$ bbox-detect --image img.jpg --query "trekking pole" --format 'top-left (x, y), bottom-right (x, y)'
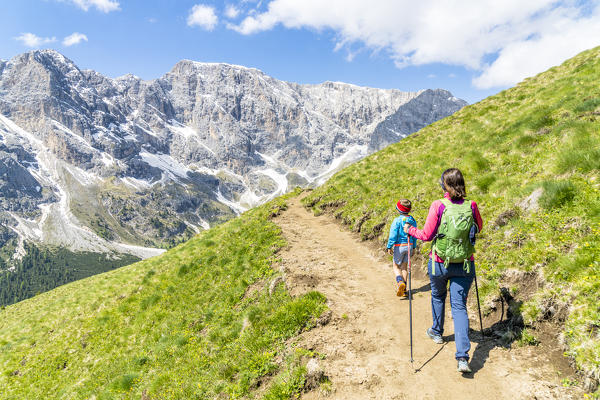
top-left (473, 272), bottom-right (485, 340)
top-left (407, 233), bottom-right (414, 366)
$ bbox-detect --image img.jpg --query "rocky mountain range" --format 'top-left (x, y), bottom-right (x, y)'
top-left (0, 50), bottom-right (467, 261)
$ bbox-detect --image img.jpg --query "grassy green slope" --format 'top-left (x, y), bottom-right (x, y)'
top-left (305, 47), bottom-right (600, 389)
top-left (0, 191), bottom-right (326, 399)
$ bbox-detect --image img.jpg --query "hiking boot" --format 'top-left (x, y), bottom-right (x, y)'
top-left (396, 281), bottom-right (406, 297)
top-left (457, 358), bottom-right (472, 373)
top-left (426, 328), bottom-right (443, 344)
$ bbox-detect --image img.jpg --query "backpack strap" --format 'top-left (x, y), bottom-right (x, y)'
top-left (400, 215), bottom-right (411, 246)
top-left (459, 198), bottom-right (472, 274)
top-left (430, 200), bottom-right (447, 275)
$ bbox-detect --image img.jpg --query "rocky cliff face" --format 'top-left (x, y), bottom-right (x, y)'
top-left (369, 89), bottom-right (468, 151)
top-left (0, 50), bottom-right (466, 259)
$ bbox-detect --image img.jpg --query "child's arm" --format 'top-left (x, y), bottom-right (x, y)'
top-left (386, 218), bottom-right (399, 250)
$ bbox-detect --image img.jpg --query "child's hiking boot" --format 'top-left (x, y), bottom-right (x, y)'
top-left (426, 328), bottom-right (443, 344)
top-left (396, 281), bottom-right (406, 297)
top-left (457, 358), bottom-right (472, 373)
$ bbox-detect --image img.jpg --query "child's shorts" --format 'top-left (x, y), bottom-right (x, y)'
top-left (393, 246), bottom-right (413, 265)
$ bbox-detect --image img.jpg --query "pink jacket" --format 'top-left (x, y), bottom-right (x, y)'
top-left (407, 192), bottom-right (483, 262)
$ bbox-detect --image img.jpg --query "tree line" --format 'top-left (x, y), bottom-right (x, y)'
top-left (0, 243), bottom-right (139, 307)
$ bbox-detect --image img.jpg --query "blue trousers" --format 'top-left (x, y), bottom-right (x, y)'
top-left (428, 258), bottom-right (475, 360)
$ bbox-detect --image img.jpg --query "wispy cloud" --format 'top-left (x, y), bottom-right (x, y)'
top-left (228, 0), bottom-right (600, 89)
top-left (187, 4), bottom-right (218, 30)
top-left (427, 74), bottom-right (436, 79)
top-left (62, 32), bottom-right (88, 46)
top-left (60, 0), bottom-right (120, 12)
top-left (225, 5), bottom-right (240, 19)
top-left (14, 33), bottom-right (57, 48)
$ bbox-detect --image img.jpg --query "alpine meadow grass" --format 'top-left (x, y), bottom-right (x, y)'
top-left (0, 190), bottom-right (327, 399)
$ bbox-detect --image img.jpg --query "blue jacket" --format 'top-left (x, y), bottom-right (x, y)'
top-left (387, 214), bottom-right (417, 249)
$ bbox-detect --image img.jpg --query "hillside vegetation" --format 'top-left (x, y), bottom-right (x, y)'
top-left (305, 47), bottom-right (600, 392)
top-left (0, 244), bottom-right (139, 306)
top-left (0, 190), bottom-right (326, 399)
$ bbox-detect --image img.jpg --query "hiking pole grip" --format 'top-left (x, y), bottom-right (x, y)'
top-left (474, 272), bottom-right (485, 340)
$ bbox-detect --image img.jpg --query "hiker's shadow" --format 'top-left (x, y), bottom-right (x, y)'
top-left (463, 291), bottom-right (526, 378)
top-left (412, 283), bottom-right (523, 377)
top-left (458, 320), bottom-right (517, 379)
top-left (462, 334), bottom-right (499, 378)
top-left (400, 283), bottom-right (431, 301)
top-left (414, 330), bottom-right (504, 377)
top-left (411, 283), bottom-right (431, 294)
top-left (414, 317), bottom-right (519, 377)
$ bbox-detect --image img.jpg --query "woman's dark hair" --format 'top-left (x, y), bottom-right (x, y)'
top-left (441, 168), bottom-right (467, 199)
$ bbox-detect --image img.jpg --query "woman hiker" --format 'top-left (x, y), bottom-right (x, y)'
top-left (403, 168), bottom-right (483, 373)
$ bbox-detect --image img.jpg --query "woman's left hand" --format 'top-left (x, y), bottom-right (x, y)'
top-left (403, 223), bottom-right (411, 234)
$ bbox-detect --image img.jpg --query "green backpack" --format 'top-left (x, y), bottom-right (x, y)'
top-left (431, 198), bottom-right (475, 274)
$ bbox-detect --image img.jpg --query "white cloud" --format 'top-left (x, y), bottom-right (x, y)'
top-left (62, 32), bottom-right (88, 46)
top-left (229, 0), bottom-right (600, 89)
top-left (187, 4), bottom-right (218, 30)
top-left (427, 74), bottom-right (436, 79)
top-left (225, 5), bottom-right (240, 19)
top-left (14, 33), bottom-right (57, 48)
top-left (62, 0), bottom-right (120, 12)
top-left (473, 7), bottom-right (600, 88)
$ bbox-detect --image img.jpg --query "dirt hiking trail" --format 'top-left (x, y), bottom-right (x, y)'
top-left (274, 197), bottom-right (582, 400)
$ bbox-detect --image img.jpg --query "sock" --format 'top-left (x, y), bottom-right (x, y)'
top-left (396, 275), bottom-right (404, 283)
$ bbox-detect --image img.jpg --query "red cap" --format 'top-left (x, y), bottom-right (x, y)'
top-left (396, 201), bottom-right (411, 213)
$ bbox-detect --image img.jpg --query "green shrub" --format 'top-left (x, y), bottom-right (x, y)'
top-left (514, 134), bottom-right (539, 148)
top-left (518, 328), bottom-right (539, 346)
top-left (555, 137), bottom-right (600, 173)
top-left (112, 373), bottom-right (139, 392)
top-left (475, 174), bottom-right (497, 194)
top-left (140, 294), bottom-right (161, 310)
top-left (574, 97), bottom-right (600, 112)
top-left (529, 107), bottom-right (555, 130)
top-left (547, 248), bottom-right (598, 282)
top-left (538, 180), bottom-right (577, 209)
top-left (463, 151), bottom-right (489, 173)
top-left (263, 360), bottom-right (307, 400)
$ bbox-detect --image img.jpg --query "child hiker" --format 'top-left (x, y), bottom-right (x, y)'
top-left (386, 199), bottom-right (417, 297)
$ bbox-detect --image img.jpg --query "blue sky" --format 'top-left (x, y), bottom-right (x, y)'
top-left (1, 0), bottom-right (599, 104)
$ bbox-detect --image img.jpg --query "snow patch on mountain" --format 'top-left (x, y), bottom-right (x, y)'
top-left (139, 151), bottom-right (190, 182)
